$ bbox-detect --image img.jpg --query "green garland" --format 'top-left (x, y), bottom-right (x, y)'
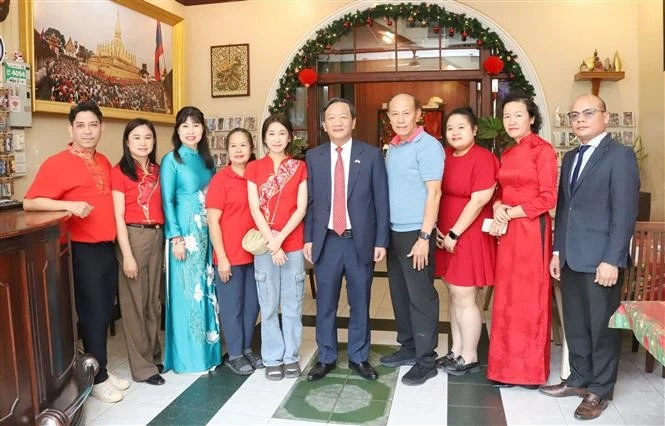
top-left (269, 2), bottom-right (535, 115)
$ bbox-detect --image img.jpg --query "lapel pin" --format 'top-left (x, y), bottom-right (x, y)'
top-left (354, 159), bottom-right (360, 164)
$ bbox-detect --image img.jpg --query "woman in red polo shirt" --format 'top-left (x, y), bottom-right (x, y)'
top-left (246, 115), bottom-right (308, 381)
top-left (206, 128), bottom-right (262, 376)
top-left (111, 118), bottom-right (165, 386)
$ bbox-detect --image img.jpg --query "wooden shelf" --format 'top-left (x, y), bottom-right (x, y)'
top-left (574, 71), bottom-right (625, 96)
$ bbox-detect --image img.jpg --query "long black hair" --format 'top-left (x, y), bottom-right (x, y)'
top-left (119, 118), bottom-right (158, 181)
top-left (172, 106), bottom-right (214, 170)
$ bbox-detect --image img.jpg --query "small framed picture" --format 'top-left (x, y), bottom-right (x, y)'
top-left (610, 131), bottom-right (622, 142)
top-left (244, 116), bottom-right (257, 131)
top-left (607, 112), bottom-right (620, 127)
top-left (221, 117), bottom-right (232, 131)
top-left (622, 112), bottom-right (635, 127)
top-left (205, 117), bottom-right (216, 132)
top-left (622, 130), bottom-right (635, 145)
top-left (552, 131), bottom-right (567, 147)
top-left (568, 132), bottom-right (579, 147)
top-left (561, 113), bottom-right (570, 127)
top-left (231, 116), bottom-right (243, 129)
top-left (216, 117), bottom-right (224, 131)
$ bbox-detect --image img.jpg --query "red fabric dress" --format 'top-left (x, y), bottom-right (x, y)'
top-left (486, 133), bottom-right (558, 385)
top-left (435, 144), bottom-right (499, 286)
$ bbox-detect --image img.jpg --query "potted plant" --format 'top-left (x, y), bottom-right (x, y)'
top-left (476, 116), bottom-right (514, 157)
top-left (633, 135), bottom-right (651, 221)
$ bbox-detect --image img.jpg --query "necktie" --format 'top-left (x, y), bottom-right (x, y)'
top-left (570, 144), bottom-right (591, 193)
top-left (333, 146), bottom-right (346, 235)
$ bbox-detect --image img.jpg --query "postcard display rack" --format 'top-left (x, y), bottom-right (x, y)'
top-left (0, 60), bottom-right (31, 202)
top-left (551, 109), bottom-right (636, 165)
top-left (205, 114), bottom-right (259, 170)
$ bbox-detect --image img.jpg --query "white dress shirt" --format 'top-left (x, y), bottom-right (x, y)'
top-left (328, 139), bottom-right (353, 230)
top-left (569, 131), bottom-right (606, 185)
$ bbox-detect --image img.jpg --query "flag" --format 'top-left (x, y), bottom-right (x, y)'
top-left (154, 21), bottom-right (164, 81)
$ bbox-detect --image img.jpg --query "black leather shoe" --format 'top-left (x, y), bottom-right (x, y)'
top-left (144, 374), bottom-right (165, 385)
top-left (349, 361), bottom-right (378, 380)
top-left (156, 363), bottom-right (164, 374)
top-left (307, 362), bottom-right (336, 381)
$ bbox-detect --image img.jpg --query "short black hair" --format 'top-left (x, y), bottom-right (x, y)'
top-left (261, 114), bottom-right (293, 148)
top-left (322, 97), bottom-right (357, 119)
top-left (501, 92), bottom-right (542, 134)
top-left (446, 106), bottom-right (478, 128)
top-left (69, 100), bottom-right (103, 124)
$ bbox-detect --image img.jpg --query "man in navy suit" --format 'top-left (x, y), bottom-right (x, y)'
top-left (304, 97), bottom-right (390, 381)
top-left (540, 94), bottom-right (640, 420)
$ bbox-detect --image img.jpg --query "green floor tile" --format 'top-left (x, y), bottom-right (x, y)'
top-left (447, 406), bottom-right (506, 426)
top-left (290, 376), bottom-right (347, 397)
top-left (277, 394), bottom-right (335, 422)
top-left (149, 406), bottom-right (219, 426)
top-left (343, 377), bottom-right (393, 401)
top-left (448, 383), bottom-right (503, 408)
top-left (446, 366), bottom-right (493, 385)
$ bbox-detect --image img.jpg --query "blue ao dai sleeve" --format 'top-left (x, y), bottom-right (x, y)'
top-left (160, 153), bottom-right (182, 239)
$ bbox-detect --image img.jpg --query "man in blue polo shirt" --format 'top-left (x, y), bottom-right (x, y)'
top-left (380, 93), bottom-right (444, 385)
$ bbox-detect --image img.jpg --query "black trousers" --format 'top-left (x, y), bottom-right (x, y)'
top-left (561, 264), bottom-right (623, 399)
top-left (387, 230), bottom-right (439, 368)
top-left (72, 241), bottom-right (118, 384)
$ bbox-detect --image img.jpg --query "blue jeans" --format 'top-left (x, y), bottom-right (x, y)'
top-left (214, 263), bottom-right (258, 357)
top-left (254, 249), bottom-right (305, 367)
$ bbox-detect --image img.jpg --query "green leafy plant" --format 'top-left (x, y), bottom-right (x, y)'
top-left (632, 135), bottom-right (648, 172)
top-left (286, 136), bottom-right (309, 159)
top-left (476, 116), bottom-right (514, 157)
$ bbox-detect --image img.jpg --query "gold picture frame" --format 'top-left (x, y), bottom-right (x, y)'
top-left (210, 44), bottom-right (250, 98)
top-left (18, 0), bottom-right (184, 124)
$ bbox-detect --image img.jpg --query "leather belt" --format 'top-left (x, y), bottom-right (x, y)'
top-left (327, 229), bottom-right (353, 239)
top-left (127, 223), bottom-right (162, 230)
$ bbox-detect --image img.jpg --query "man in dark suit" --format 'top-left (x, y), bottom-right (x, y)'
top-left (540, 94), bottom-right (640, 420)
top-left (304, 97), bottom-right (390, 381)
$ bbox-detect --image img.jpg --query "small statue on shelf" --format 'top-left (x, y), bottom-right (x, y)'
top-left (613, 51), bottom-right (623, 72)
top-left (603, 57), bottom-right (613, 72)
top-left (592, 49), bottom-right (604, 71)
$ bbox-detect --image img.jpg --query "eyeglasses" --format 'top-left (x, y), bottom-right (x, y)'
top-left (567, 108), bottom-right (605, 122)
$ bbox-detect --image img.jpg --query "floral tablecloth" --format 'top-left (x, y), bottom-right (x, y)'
top-left (609, 301), bottom-right (665, 366)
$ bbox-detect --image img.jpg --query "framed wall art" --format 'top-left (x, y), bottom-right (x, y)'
top-left (19, 0), bottom-right (184, 123)
top-left (210, 43), bottom-right (250, 98)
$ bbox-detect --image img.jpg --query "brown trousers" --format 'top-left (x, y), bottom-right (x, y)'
top-left (117, 226), bottom-right (164, 381)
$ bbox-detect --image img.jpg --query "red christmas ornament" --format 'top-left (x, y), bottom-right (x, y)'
top-left (433, 25), bottom-right (440, 34)
top-left (325, 44), bottom-right (332, 51)
top-left (461, 30), bottom-right (468, 41)
top-left (366, 17), bottom-right (373, 26)
top-left (448, 27), bottom-right (455, 37)
top-left (343, 21), bottom-right (351, 29)
top-left (483, 55), bottom-right (505, 75)
top-left (297, 68), bottom-right (318, 88)
top-left (476, 39), bottom-right (484, 47)
top-left (386, 19), bottom-right (393, 26)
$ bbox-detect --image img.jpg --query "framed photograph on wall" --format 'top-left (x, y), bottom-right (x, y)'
top-left (19, 0), bottom-right (184, 123)
top-left (552, 131), bottom-right (567, 148)
top-left (622, 130), bottom-right (635, 145)
top-left (210, 43), bottom-right (249, 98)
top-left (608, 112), bottom-right (620, 127)
top-left (621, 112), bottom-right (635, 127)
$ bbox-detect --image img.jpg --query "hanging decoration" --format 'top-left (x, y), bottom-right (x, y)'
top-left (297, 68), bottom-right (318, 88)
top-left (483, 55), bottom-right (505, 75)
top-left (270, 3), bottom-right (535, 114)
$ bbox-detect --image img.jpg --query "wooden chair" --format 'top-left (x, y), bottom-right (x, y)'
top-left (621, 221), bottom-right (665, 376)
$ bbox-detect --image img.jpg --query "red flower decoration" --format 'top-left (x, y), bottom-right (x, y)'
top-left (483, 55), bottom-right (504, 75)
top-left (298, 68), bottom-right (318, 88)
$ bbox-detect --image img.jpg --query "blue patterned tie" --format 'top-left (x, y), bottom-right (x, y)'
top-left (570, 144), bottom-right (591, 193)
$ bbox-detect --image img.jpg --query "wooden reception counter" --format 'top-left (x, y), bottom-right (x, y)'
top-left (0, 209), bottom-right (97, 426)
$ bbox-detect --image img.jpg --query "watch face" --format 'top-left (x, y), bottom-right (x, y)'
top-left (419, 231), bottom-right (430, 240)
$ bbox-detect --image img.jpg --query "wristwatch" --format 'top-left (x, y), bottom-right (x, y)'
top-left (418, 231), bottom-right (430, 241)
top-left (448, 230), bottom-right (459, 240)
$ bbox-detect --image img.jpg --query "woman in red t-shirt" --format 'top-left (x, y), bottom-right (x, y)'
top-left (246, 115), bottom-right (307, 381)
top-left (434, 107), bottom-right (499, 375)
top-left (206, 128), bottom-right (262, 376)
top-left (111, 118), bottom-right (165, 386)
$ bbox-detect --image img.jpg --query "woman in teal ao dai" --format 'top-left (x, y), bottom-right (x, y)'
top-left (161, 106), bottom-right (221, 373)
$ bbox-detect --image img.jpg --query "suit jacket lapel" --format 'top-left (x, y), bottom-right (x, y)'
top-left (562, 151), bottom-right (575, 199)
top-left (347, 141), bottom-right (363, 198)
top-left (319, 144), bottom-right (332, 207)
top-left (572, 135), bottom-right (610, 195)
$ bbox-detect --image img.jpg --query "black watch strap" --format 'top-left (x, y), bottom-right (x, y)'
top-left (418, 231), bottom-right (430, 241)
top-left (448, 230), bottom-right (459, 240)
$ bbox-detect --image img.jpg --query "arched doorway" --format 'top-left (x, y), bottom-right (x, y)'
top-left (263, 2), bottom-right (549, 152)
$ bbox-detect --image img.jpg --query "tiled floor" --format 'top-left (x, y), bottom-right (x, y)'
top-left (84, 271), bottom-right (665, 425)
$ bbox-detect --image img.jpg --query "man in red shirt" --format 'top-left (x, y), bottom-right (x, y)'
top-left (24, 101), bottom-right (129, 403)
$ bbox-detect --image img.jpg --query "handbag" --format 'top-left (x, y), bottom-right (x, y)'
top-left (242, 228), bottom-right (268, 256)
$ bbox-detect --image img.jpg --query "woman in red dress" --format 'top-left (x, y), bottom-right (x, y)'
top-left (434, 107), bottom-right (499, 375)
top-left (486, 93), bottom-right (558, 388)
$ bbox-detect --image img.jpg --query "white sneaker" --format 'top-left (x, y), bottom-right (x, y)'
top-left (108, 372), bottom-right (130, 390)
top-left (91, 379), bottom-right (123, 403)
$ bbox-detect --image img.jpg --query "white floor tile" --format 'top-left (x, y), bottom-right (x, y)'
top-left (504, 409), bottom-right (567, 425)
top-left (207, 412), bottom-right (269, 425)
top-left (387, 400), bottom-right (446, 425)
top-left (612, 390), bottom-right (665, 417)
top-left (620, 414), bottom-right (665, 425)
top-left (82, 396), bottom-right (116, 424)
top-left (499, 387), bottom-right (562, 413)
top-left (219, 389), bottom-right (288, 417)
top-left (91, 400), bottom-right (164, 425)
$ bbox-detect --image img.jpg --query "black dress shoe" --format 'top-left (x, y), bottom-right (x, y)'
top-left (156, 363), bottom-right (164, 374)
top-left (307, 362), bottom-right (336, 381)
top-left (144, 374), bottom-right (165, 385)
top-left (349, 361), bottom-right (378, 380)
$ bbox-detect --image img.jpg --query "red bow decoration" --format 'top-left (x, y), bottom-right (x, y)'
top-left (483, 56), bottom-right (504, 75)
top-left (297, 68), bottom-right (318, 88)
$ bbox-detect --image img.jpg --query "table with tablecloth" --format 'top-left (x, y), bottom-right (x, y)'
top-left (609, 300), bottom-right (665, 367)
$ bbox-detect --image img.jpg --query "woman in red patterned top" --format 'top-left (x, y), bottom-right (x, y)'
top-left (111, 118), bottom-right (165, 387)
top-left (246, 115), bottom-right (308, 381)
